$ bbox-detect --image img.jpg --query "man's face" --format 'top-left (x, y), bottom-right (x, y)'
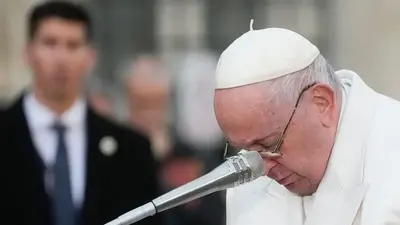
top-left (214, 82), bottom-right (339, 196)
top-left (26, 17), bottom-right (95, 101)
top-left (127, 58), bottom-right (170, 135)
top-left (128, 79), bottom-right (169, 135)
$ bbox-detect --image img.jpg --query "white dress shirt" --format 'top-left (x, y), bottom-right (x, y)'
top-left (23, 93), bottom-right (87, 208)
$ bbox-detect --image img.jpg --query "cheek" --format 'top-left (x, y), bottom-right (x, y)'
top-left (69, 51), bottom-right (89, 70)
top-left (66, 54), bottom-right (91, 84)
top-left (32, 50), bottom-right (55, 72)
top-left (281, 129), bottom-right (308, 156)
top-left (278, 132), bottom-right (314, 173)
top-left (281, 113), bottom-right (321, 154)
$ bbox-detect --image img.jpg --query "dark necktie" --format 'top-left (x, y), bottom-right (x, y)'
top-left (52, 122), bottom-right (76, 225)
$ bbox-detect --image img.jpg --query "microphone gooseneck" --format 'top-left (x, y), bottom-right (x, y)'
top-left (105, 150), bottom-right (265, 225)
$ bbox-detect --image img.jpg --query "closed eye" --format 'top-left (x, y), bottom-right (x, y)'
top-left (259, 143), bottom-right (277, 152)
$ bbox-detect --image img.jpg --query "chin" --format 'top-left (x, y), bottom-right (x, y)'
top-left (51, 90), bottom-right (73, 100)
top-left (284, 182), bottom-right (317, 196)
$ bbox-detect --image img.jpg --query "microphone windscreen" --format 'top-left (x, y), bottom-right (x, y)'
top-left (239, 150), bottom-right (265, 180)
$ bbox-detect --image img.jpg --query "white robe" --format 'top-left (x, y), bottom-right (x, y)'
top-left (226, 70), bottom-right (400, 225)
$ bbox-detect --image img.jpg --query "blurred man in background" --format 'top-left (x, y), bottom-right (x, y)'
top-left (170, 52), bottom-right (226, 225)
top-left (125, 55), bottom-right (172, 161)
top-left (124, 53), bottom-right (225, 225)
top-left (0, 2), bottom-right (161, 225)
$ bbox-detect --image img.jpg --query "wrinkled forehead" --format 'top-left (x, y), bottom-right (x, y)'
top-left (214, 81), bottom-right (281, 115)
top-left (214, 84), bottom-right (288, 144)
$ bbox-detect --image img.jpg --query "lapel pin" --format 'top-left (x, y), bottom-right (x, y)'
top-left (99, 136), bottom-right (117, 156)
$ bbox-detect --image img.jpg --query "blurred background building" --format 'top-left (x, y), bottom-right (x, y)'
top-left (3, 0), bottom-right (400, 101)
top-left (2, 0), bottom-right (400, 224)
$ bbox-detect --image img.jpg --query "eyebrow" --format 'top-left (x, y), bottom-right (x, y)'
top-left (227, 131), bottom-right (281, 149)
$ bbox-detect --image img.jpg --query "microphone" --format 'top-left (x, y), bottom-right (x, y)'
top-left (105, 150), bottom-right (265, 225)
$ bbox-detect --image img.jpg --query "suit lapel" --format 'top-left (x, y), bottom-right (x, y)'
top-left (7, 94), bottom-right (52, 225)
top-left (80, 107), bottom-right (101, 224)
top-left (80, 107), bottom-right (116, 225)
top-left (10, 94), bottom-right (46, 170)
top-left (305, 70), bottom-right (378, 225)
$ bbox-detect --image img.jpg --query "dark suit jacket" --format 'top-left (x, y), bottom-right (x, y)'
top-left (0, 95), bottom-right (163, 225)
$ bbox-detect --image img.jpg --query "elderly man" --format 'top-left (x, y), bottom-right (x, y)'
top-left (125, 55), bottom-right (172, 161)
top-left (214, 26), bottom-right (400, 225)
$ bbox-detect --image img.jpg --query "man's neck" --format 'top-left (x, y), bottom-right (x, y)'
top-left (33, 90), bottom-right (78, 116)
top-left (129, 115), bottom-right (150, 135)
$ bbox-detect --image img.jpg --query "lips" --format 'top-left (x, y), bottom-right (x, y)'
top-left (265, 162), bottom-right (298, 186)
top-left (267, 165), bottom-right (290, 180)
top-left (276, 173), bottom-right (298, 186)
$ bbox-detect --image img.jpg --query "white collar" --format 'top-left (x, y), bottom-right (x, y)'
top-left (24, 93), bottom-right (87, 129)
top-left (337, 73), bottom-right (352, 126)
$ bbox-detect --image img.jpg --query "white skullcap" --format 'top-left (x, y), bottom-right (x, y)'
top-left (215, 24), bottom-right (320, 89)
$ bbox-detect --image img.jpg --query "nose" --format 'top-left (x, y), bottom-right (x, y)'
top-left (53, 45), bottom-right (70, 63)
top-left (263, 159), bottom-right (278, 175)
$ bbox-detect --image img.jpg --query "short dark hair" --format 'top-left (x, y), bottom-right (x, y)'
top-left (27, 1), bottom-right (92, 41)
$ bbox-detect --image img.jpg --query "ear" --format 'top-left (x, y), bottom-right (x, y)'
top-left (310, 84), bottom-right (337, 127)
